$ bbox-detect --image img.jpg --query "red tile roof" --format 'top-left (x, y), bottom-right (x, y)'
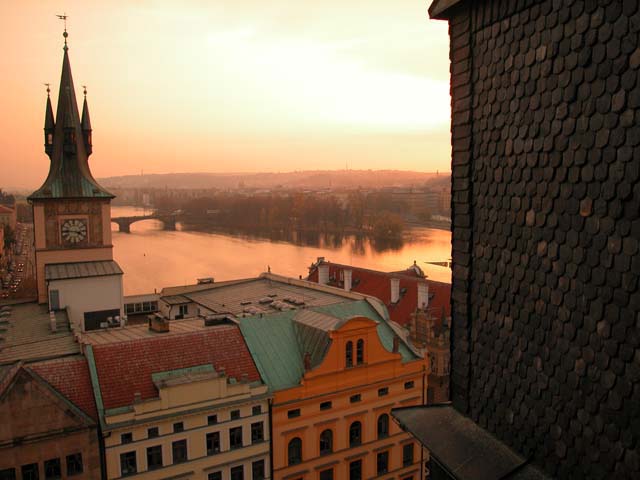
top-left (30, 356), bottom-right (98, 421)
top-left (308, 262), bottom-right (451, 327)
top-left (91, 325), bottom-right (261, 410)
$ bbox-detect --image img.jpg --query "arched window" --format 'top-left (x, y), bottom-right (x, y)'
top-left (346, 341), bottom-right (353, 368)
top-left (356, 339), bottom-right (364, 365)
top-left (288, 437), bottom-right (302, 466)
top-left (349, 421), bottom-right (362, 447)
top-left (377, 414), bottom-right (389, 439)
top-left (319, 429), bottom-right (333, 455)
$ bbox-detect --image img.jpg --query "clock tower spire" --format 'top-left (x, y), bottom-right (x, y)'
top-left (28, 26), bottom-right (123, 328)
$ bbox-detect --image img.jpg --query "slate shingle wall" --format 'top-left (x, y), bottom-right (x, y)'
top-left (446, 0), bottom-right (640, 477)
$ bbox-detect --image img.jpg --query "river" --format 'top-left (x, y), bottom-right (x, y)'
top-left (110, 206), bottom-right (452, 295)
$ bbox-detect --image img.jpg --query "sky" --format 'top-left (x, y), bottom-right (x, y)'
top-left (0, 1), bottom-right (451, 190)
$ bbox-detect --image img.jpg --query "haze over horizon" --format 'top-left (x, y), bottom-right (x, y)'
top-left (1, 1), bottom-right (451, 189)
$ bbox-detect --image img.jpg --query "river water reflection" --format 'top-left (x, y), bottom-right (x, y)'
top-left (111, 206), bottom-right (452, 295)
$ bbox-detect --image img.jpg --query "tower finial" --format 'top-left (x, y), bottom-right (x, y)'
top-left (56, 13), bottom-right (68, 49)
top-left (82, 85), bottom-right (87, 97)
top-left (44, 83), bottom-right (51, 96)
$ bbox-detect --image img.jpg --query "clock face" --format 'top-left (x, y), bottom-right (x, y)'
top-left (61, 219), bottom-right (87, 244)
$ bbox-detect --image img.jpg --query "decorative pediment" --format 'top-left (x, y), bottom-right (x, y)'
top-left (0, 367), bottom-right (94, 444)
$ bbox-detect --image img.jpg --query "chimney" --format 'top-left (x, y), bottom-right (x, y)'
top-left (393, 336), bottom-right (399, 353)
top-left (390, 278), bottom-right (400, 303)
top-left (49, 311), bottom-right (57, 333)
top-left (148, 314), bottom-right (170, 333)
top-left (344, 269), bottom-right (353, 292)
top-left (304, 352), bottom-right (312, 371)
top-left (318, 264), bottom-right (330, 285)
top-left (417, 282), bottom-right (429, 310)
top-left (134, 392), bottom-right (142, 403)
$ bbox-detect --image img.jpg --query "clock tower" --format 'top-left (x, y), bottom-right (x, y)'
top-left (29, 29), bottom-right (123, 330)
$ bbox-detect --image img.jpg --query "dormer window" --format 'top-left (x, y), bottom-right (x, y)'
top-left (356, 339), bottom-right (364, 365)
top-left (346, 341), bottom-right (353, 368)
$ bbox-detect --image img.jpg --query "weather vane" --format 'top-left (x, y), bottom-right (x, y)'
top-left (56, 13), bottom-right (68, 46)
top-left (44, 83), bottom-right (50, 95)
top-left (82, 85), bottom-right (87, 96)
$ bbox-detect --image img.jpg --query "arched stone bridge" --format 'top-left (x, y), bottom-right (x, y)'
top-left (111, 214), bottom-right (177, 233)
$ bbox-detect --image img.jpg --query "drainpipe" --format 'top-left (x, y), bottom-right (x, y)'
top-left (268, 398), bottom-right (274, 480)
top-left (421, 363), bottom-right (426, 480)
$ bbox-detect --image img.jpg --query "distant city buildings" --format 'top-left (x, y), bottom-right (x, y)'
top-left (0, 205), bottom-right (16, 231)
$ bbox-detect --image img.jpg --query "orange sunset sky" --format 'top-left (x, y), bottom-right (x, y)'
top-left (1, 1), bottom-right (451, 190)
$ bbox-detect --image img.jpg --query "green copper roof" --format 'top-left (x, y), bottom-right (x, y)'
top-left (239, 300), bottom-right (419, 392)
top-left (239, 311), bottom-right (304, 391)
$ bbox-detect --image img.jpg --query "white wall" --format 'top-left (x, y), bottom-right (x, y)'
top-left (48, 274), bottom-right (123, 331)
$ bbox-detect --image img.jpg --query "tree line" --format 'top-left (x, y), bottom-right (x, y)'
top-left (154, 191), bottom-right (407, 240)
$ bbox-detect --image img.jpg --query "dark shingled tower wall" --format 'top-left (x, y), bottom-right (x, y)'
top-left (444, 0), bottom-right (640, 478)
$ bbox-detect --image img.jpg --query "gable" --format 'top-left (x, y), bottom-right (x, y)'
top-left (0, 369), bottom-right (94, 443)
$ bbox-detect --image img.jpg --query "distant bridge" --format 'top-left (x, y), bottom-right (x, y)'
top-left (111, 214), bottom-right (177, 233)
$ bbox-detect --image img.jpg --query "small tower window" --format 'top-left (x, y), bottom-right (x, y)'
top-left (47, 133), bottom-right (53, 145)
top-left (356, 339), bottom-right (364, 365)
top-left (346, 341), bottom-right (353, 368)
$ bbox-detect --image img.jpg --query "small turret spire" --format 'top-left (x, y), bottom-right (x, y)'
top-left (44, 83), bottom-right (55, 157)
top-left (81, 85), bottom-right (93, 156)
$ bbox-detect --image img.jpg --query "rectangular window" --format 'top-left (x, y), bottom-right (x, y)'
top-left (287, 408), bottom-right (301, 418)
top-left (252, 460), bottom-right (265, 480)
top-left (148, 427), bottom-right (159, 438)
top-left (231, 409), bottom-right (241, 420)
top-left (44, 458), bottom-right (61, 480)
top-left (120, 451), bottom-right (137, 477)
top-left (350, 393), bottom-right (361, 403)
top-left (404, 380), bottom-right (415, 390)
top-left (208, 473), bottom-right (222, 480)
top-left (207, 432), bottom-right (221, 455)
top-left (0, 469), bottom-right (15, 480)
top-left (403, 443), bottom-right (414, 467)
top-left (172, 439), bottom-right (188, 463)
top-left (173, 422), bottom-right (184, 433)
top-left (178, 304), bottom-right (188, 316)
top-left (320, 401), bottom-right (332, 410)
top-left (230, 426), bottom-right (243, 449)
top-left (66, 453), bottom-right (83, 476)
top-left (121, 432), bottom-right (133, 444)
top-left (252, 405), bottom-right (262, 415)
top-left (349, 460), bottom-right (362, 480)
top-left (207, 414), bottom-right (218, 425)
top-left (251, 422), bottom-right (264, 443)
top-left (377, 451), bottom-right (389, 475)
top-left (21, 464), bottom-right (39, 480)
top-left (320, 469), bottom-right (334, 480)
top-left (21, 465), bottom-right (39, 480)
top-left (231, 465), bottom-right (244, 480)
top-left (378, 387), bottom-right (389, 397)
top-left (147, 445), bottom-right (163, 470)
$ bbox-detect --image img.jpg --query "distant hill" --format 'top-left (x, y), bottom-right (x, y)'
top-left (98, 170), bottom-right (451, 190)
